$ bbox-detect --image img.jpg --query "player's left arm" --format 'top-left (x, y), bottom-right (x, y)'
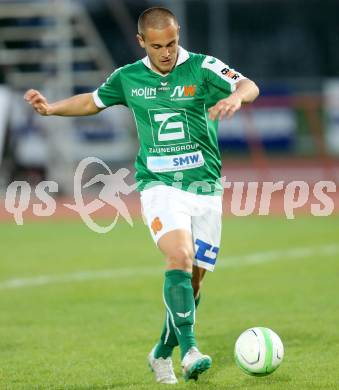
top-left (208, 79), bottom-right (259, 121)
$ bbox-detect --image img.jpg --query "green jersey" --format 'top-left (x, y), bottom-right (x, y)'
top-left (93, 47), bottom-right (245, 195)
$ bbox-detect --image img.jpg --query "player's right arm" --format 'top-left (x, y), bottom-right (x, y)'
top-left (25, 67), bottom-right (126, 116)
top-left (24, 89), bottom-right (102, 116)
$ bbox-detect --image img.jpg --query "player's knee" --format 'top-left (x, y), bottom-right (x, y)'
top-left (167, 246), bottom-right (193, 271)
top-left (172, 245), bottom-right (193, 261)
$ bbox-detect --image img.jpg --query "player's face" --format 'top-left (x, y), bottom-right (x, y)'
top-left (137, 23), bottom-right (180, 75)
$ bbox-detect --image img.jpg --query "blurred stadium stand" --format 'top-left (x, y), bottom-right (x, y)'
top-left (0, 0), bottom-right (338, 195)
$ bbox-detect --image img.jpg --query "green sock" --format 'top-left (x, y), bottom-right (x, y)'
top-left (162, 270), bottom-right (197, 360)
top-left (154, 292), bottom-right (201, 359)
top-left (154, 311), bottom-right (178, 359)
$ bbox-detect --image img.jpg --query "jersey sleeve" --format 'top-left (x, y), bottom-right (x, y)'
top-left (201, 55), bottom-right (246, 95)
top-left (92, 67), bottom-right (126, 108)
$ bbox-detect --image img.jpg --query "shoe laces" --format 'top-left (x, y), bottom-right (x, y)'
top-left (186, 347), bottom-right (201, 358)
top-left (154, 357), bottom-right (175, 377)
top-left (182, 347), bottom-right (204, 367)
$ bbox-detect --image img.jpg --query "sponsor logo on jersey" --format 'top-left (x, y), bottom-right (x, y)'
top-left (158, 81), bottom-right (170, 92)
top-left (147, 151), bottom-right (204, 173)
top-left (173, 153), bottom-right (200, 167)
top-left (202, 56), bottom-right (243, 86)
top-left (131, 87), bottom-right (156, 99)
top-left (154, 112), bottom-right (185, 142)
top-left (148, 108), bottom-right (191, 146)
top-left (148, 143), bottom-right (199, 154)
top-left (221, 67), bottom-right (240, 80)
top-left (170, 85), bottom-right (197, 99)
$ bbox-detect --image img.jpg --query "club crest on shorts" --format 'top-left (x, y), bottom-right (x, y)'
top-left (151, 217), bottom-right (163, 235)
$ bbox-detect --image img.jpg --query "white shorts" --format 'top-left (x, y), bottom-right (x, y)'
top-left (140, 185), bottom-right (222, 272)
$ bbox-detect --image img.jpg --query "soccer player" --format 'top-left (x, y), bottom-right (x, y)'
top-left (24, 7), bottom-right (259, 384)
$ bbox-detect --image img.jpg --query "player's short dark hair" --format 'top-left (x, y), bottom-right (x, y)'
top-left (138, 7), bottom-right (178, 37)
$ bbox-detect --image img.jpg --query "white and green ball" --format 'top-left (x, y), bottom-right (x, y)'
top-left (234, 327), bottom-right (284, 376)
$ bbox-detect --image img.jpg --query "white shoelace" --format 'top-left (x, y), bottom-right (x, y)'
top-left (154, 358), bottom-right (175, 379)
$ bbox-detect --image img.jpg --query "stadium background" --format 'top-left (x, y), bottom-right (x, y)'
top-left (0, 0), bottom-right (338, 389)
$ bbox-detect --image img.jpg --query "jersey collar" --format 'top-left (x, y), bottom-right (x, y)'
top-left (141, 46), bottom-right (189, 76)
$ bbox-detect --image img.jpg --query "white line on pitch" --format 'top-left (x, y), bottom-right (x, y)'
top-left (218, 243), bottom-right (339, 268)
top-left (0, 244), bottom-right (338, 290)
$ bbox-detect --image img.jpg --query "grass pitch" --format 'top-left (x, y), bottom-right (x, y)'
top-left (0, 216), bottom-right (338, 389)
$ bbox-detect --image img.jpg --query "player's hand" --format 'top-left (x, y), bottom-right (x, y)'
top-left (208, 94), bottom-right (242, 121)
top-left (24, 89), bottom-right (52, 116)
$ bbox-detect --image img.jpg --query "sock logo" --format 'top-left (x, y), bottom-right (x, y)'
top-left (176, 311), bottom-right (191, 318)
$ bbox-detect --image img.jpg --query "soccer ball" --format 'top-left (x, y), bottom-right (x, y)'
top-left (234, 327), bottom-right (284, 376)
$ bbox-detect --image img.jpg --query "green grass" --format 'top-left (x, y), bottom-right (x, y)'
top-left (0, 216), bottom-right (338, 389)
